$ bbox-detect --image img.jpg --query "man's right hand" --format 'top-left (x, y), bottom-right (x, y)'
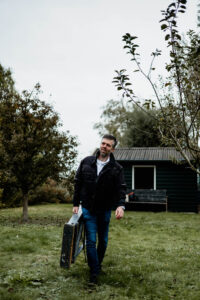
top-left (73, 206), bottom-right (79, 214)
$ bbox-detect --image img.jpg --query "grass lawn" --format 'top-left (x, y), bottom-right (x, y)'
top-left (0, 204), bottom-right (200, 300)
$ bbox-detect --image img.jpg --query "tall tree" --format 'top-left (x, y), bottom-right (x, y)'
top-left (113, 0), bottom-right (200, 173)
top-left (0, 64), bottom-right (78, 221)
top-left (94, 99), bottom-right (130, 145)
top-left (121, 107), bottom-right (163, 147)
top-left (94, 99), bottom-right (166, 147)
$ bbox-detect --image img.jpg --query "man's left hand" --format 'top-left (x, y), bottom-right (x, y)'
top-left (115, 206), bottom-right (124, 219)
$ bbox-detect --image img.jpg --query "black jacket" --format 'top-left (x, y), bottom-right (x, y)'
top-left (73, 151), bottom-right (126, 213)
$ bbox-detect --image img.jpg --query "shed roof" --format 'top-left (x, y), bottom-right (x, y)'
top-left (114, 147), bottom-right (191, 161)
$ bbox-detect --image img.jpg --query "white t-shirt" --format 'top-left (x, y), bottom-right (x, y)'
top-left (96, 157), bottom-right (110, 176)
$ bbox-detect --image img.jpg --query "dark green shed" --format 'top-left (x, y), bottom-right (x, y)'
top-left (114, 147), bottom-right (198, 212)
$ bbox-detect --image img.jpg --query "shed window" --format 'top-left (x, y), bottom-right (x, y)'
top-left (132, 165), bottom-right (156, 190)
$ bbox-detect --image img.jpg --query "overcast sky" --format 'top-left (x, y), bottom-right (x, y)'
top-left (0, 0), bottom-right (197, 159)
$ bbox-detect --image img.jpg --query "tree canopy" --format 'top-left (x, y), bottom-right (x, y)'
top-left (0, 64), bottom-right (78, 221)
top-left (94, 99), bottom-right (167, 147)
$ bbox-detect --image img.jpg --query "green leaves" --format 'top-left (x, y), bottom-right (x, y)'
top-left (152, 49), bottom-right (162, 57)
top-left (113, 70), bottom-right (134, 99)
top-left (0, 64), bottom-right (78, 215)
top-left (160, 0), bottom-right (187, 45)
top-left (122, 33), bottom-right (139, 57)
top-left (161, 24), bottom-right (168, 30)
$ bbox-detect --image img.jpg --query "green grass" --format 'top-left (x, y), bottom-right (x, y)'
top-left (1, 204), bottom-right (200, 299)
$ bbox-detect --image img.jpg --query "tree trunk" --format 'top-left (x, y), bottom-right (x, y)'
top-left (22, 194), bottom-right (29, 222)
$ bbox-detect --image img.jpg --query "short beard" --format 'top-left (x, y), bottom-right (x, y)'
top-left (100, 151), bottom-right (109, 158)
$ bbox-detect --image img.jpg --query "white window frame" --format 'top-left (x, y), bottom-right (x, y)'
top-left (132, 165), bottom-right (156, 190)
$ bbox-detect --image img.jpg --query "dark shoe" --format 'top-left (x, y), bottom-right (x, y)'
top-left (89, 273), bottom-right (98, 285)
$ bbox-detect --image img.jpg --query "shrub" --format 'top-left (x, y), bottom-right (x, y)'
top-left (28, 178), bottom-right (72, 205)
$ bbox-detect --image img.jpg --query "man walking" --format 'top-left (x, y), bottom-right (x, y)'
top-left (73, 134), bottom-right (126, 284)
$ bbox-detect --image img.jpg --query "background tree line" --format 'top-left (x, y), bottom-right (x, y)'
top-left (94, 99), bottom-right (178, 147)
top-left (0, 64), bottom-right (78, 221)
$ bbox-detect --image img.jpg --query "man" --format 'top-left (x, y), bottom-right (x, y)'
top-left (73, 134), bottom-right (126, 284)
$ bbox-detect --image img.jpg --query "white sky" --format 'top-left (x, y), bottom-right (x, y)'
top-left (0, 0), bottom-right (197, 159)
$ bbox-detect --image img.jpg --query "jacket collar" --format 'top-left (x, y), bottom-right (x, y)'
top-left (94, 149), bottom-right (115, 165)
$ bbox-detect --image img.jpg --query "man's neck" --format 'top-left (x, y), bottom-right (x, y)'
top-left (98, 154), bottom-right (110, 162)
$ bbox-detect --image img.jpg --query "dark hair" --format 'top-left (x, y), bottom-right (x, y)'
top-left (102, 134), bottom-right (118, 149)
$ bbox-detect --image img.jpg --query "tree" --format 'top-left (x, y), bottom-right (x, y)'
top-left (121, 107), bottom-right (164, 147)
top-left (0, 64), bottom-right (78, 221)
top-left (94, 99), bottom-right (130, 145)
top-left (94, 99), bottom-right (167, 147)
top-left (113, 0), bottom-right (200, 173)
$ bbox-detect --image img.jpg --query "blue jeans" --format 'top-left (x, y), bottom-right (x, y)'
top-left (82, 207), bottom-right (111, 275)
